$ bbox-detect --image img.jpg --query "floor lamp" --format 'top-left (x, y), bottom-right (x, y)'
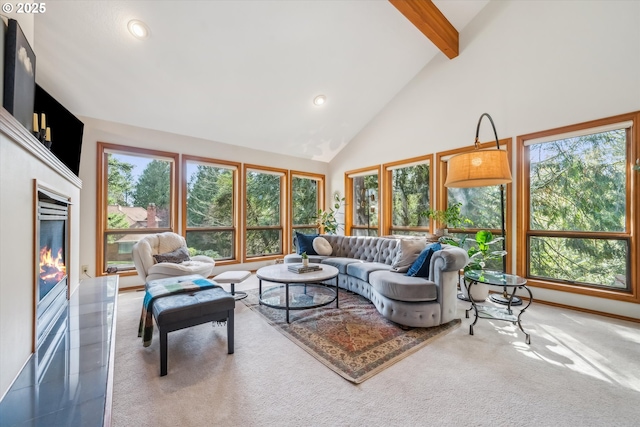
top-left (444, 113), bottom-right (518, 305)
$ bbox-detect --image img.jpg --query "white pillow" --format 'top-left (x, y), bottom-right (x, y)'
top-left (313, 237), bottom-right (333, 256)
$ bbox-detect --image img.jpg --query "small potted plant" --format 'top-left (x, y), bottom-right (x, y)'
top-left (301, 251), bottom-right (309, 267)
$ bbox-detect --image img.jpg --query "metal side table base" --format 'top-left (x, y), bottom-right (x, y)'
top-left (490, 292), bottom-right (523, 306)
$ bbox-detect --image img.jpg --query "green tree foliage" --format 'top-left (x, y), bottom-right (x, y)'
top-left (353, 174), bottom-right (378, 235)
top-left (528, 129), bottom-right (627, 288)
top-left (448, 186), bottom-right (501, 229)
top-left (185, 164), bottom-right (235, 259)
top-left (391, 164), bottom-right (430, 229)
top-left (107, 154), bottom-right (134, 206)
top-left (187, 165), bottom-right (233, 227)
top-left (106, 212), bottom-right (130, 243)
top-left (133, 160), bottom-right (171, 226)
top-left (292, 177), bottom-right (318, 226)
top-left (246, 171), bottom-right (282, 255)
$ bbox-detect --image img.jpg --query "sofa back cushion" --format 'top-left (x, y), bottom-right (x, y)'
top-left (391, 238), bottom-right (427, 273)
top-left (319, 235), bottom-right (399, 264)
top-left (294, 231), bottom-right (318, 255)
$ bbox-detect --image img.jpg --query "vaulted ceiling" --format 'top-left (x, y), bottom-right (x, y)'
top-left (34, 1), bottom-right (488, 162)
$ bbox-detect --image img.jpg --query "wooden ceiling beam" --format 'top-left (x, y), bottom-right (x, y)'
top-left (389, 0), bottom-right (459, 59)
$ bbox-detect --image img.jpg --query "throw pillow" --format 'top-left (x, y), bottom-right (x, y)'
top-left (153, 247), bottom-right (191, 264)
top-left (391, 238), bottom-right (427, 273)
top-left (295, 231), bottom-right (318, 255)
top-left (312, 236), bottom-right (333, 256)
top-left (406, 243), bottom-right (442, 278)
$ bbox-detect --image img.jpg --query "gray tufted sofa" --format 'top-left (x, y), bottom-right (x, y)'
top-left (284, 235), bottom-right (468, 328)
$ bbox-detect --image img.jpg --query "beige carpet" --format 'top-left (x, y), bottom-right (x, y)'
top-left (241, 287), bottom-right (460, 383)
top-left (112, 275), bottom-right (640, 426)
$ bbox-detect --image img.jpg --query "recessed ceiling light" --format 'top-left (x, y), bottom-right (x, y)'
top-left (128, 20), bottom-right (150, 39)
top-left (313, 95), bottom-right (326, 106)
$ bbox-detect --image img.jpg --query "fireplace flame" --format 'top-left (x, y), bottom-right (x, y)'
top-left (40, 246), bottom-right (66, 285)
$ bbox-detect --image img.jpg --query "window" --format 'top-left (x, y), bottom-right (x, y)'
top-left (244, 165), bottom-right (287, 259)
top-left (437, 140), bottom-right (513, 271)
top-left (517, 113), bottom-right (639, 301)
top-left (345, 167), bottom-right (380, 236)
top-left (183, 156), bottom-right (239, 264)
top-left (383, 155), bottom-right (433, 236)
top-left (290, 171), bottom-right (324, 245)
top-left (97, 143), bottom-right (178, 275)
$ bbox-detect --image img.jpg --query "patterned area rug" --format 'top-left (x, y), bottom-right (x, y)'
top-left (242, 287), bottom-right (460, 383)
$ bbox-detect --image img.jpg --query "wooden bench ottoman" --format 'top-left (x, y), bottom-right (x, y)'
top-left (152, 287), bottom-right (235, 376)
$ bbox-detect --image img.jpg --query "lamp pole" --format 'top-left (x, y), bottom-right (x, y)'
top-left (475, 113), bottom-right (521, 305)
top-left (474, 113), bottom-right (507, 274)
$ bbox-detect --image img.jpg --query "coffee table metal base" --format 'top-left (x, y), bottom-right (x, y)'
top-left (259, 282), bottom-right (338, 323)
top-left (256, 264), bottom-right (340, 323)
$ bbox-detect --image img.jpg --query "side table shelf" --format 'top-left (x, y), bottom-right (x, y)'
top-left (464, 270), bottom-right (533, 345)
top-left (474, 305), bottom-right (518, 322)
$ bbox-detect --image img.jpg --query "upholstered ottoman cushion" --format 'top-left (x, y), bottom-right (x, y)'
top-left (369, 271), bottom-right (438, 302)
top-left (152, 288), bottom-right (234, 325)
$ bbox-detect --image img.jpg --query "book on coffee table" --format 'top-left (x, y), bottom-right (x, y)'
top-left (287, 264), bottom-right (321, 274)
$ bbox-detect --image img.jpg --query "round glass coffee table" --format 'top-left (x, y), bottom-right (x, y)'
top-left (256, 264), bottom-right (339, 323)
top-left (463, 269), bottom-right (533, 344)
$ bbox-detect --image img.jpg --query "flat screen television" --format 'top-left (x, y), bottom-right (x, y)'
top-left (34, 84), bottom-right (84, 176)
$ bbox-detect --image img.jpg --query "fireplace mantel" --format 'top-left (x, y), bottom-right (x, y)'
top-left (1, 107), bottom-right (83, 399)
top-left (0, 108), bottom-right (81, 189)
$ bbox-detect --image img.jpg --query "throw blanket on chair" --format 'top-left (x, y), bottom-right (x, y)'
top-left (138, 278), bottom-right (217, 347)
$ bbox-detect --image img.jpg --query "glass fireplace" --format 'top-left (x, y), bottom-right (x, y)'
top-left (36, 188), bottom-right (70, 348)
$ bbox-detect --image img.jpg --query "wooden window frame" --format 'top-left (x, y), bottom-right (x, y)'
top-left (436, 138), bottom-right (513, 272)
top-left (382, 154), bottom-right (434, 236)
top-left (289, 170), bottom-right (325, 240)
top-left (516, 112), bottom-right (639, 303)
top-left (182, 155), bottom-right (241, 266)
top-left (96, 142), bottom-right (179, 277)
top-left (243, 164), bottom-right (288, 261)
top-left (345, 165), bottom-right (382, 236)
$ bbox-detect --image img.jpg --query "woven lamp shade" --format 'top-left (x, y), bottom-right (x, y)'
top-left (445, 149), bottom-right (512, 188)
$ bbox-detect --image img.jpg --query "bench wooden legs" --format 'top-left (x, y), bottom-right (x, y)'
top-left (159, 308), bottom-right (234, 376)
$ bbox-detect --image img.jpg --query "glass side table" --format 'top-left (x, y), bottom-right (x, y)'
top-left (463, 269), bottom-right (532, 344)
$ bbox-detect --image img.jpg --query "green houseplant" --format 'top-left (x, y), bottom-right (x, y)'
top-left (316, 193), bottom-right (345, 235)
top-left (440, 230), bottom-right (506, 272)
top-left (440, 230), bottom-right (507, 301)
top-left (301, 251), bottom-right (309, 267)
top-left (425, 202), bottom-right (473, 235)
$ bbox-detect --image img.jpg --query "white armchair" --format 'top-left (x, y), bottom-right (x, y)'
top-left (132, 232), bottom-right (215, 283)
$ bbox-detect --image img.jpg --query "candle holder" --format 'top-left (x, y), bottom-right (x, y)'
top-left (33, 128), bottom-right (52, 149)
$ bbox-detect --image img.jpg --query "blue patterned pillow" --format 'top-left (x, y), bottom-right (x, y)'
top-left (295, 232), bottom-right (318, 255)
top-left (406, 243), bottom-right (441, 277)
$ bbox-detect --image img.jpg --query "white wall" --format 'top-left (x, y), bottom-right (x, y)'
top-left (328, 0), bottom-right (640, 319)
top-left (78, 117), bottom-right (329, 288)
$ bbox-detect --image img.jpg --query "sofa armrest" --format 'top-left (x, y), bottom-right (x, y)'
top-left (429, 246), bottom-right (468, 275)
top-left (430, 246), bottom-right (468, 324)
